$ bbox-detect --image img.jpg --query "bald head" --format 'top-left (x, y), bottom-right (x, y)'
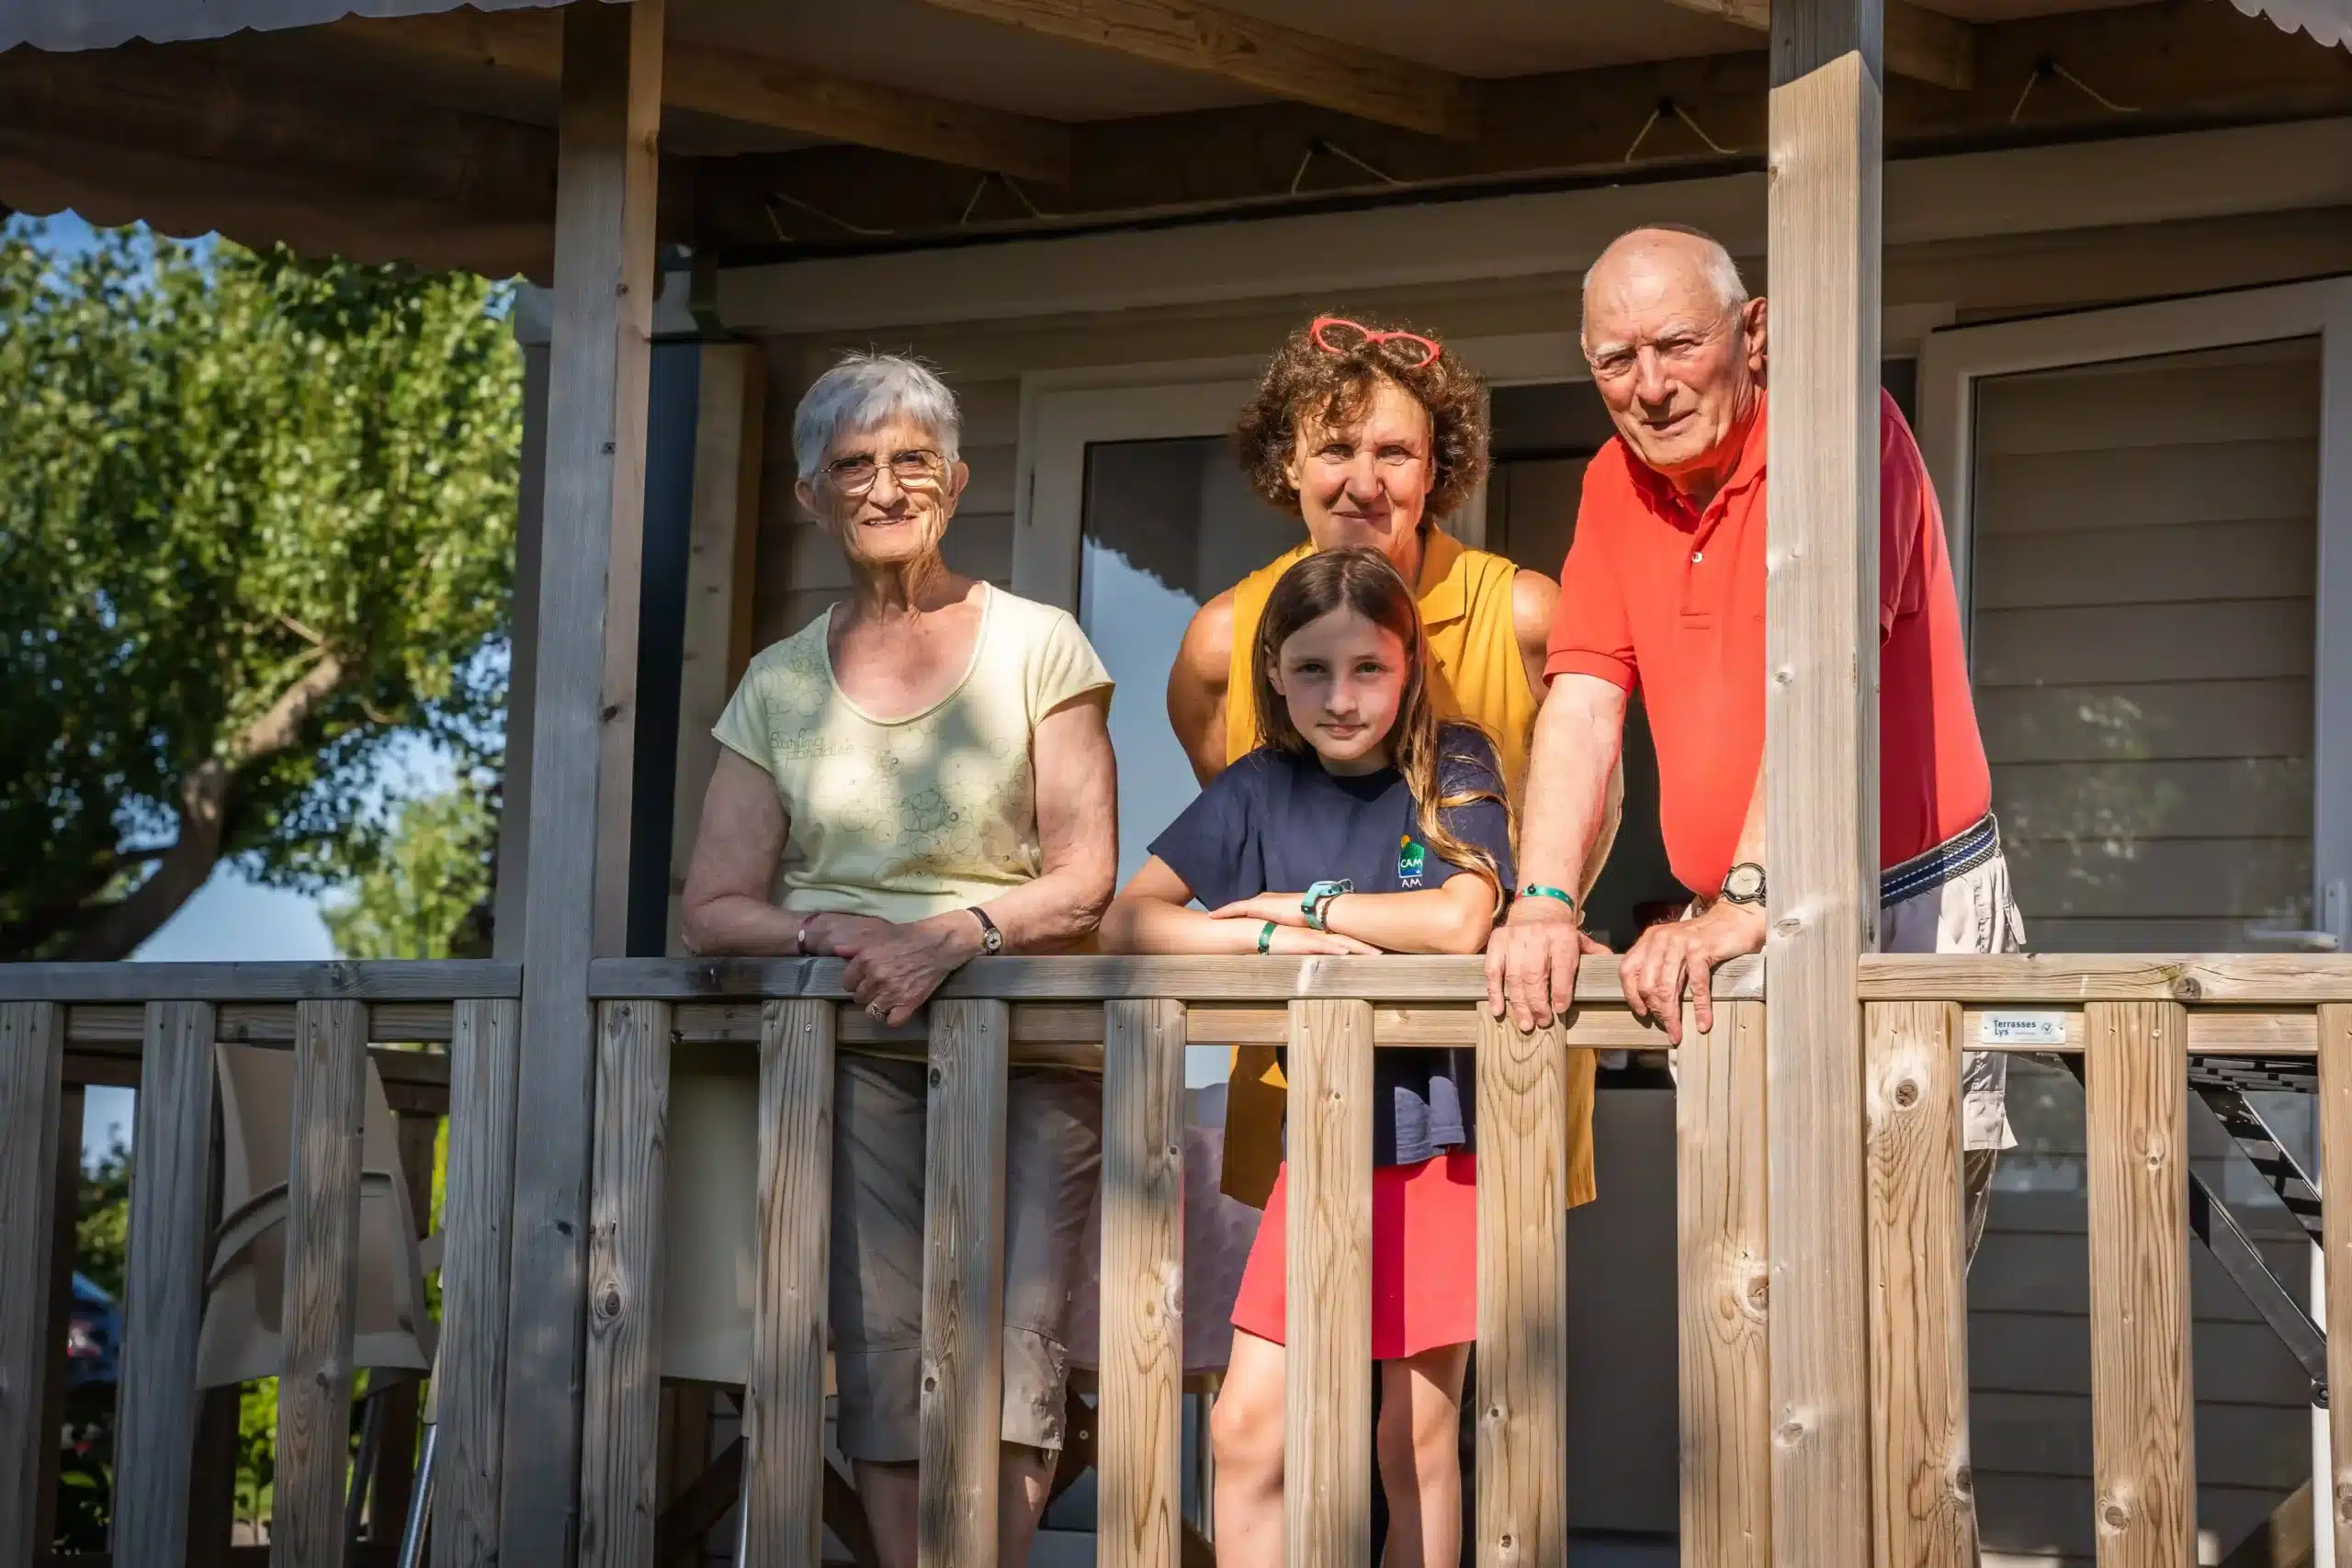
top-left (1578, 223), bottom-right (1766, 500)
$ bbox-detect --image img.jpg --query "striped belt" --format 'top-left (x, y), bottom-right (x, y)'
top-left (1880, 813), bottom-right (2001, 908)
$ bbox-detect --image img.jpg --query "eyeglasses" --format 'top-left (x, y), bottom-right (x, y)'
top-left (825, 449), bottom-right (947, 495)
top-left (1310, 315), bottom-right (1442, 371)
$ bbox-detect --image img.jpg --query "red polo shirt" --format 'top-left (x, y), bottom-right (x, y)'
top-left (1544, 390), bottom-right (1990, 897)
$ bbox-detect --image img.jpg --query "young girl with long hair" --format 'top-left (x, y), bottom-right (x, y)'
top-left (1101, 547), bottom-right (1514, 1568)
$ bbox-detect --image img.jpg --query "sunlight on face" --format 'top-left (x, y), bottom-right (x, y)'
top-left (1283, 379), bottom-right (1435, 567)
top-left (808, 413), bottom-right (962, 570)
top-left (1269, 607), bottom-right (1408, 773)
top-left (1581, 237), bottom-right (1762, 488)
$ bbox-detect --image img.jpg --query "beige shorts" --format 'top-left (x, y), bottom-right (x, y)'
top-left (830, 1055), bottom-right (1101, 1462)
top-left (1882, 843), bottom-right (2027, 1154)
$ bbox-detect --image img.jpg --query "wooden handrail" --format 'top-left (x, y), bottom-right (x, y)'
top-left (0, 959), bottom-right (522, 1002)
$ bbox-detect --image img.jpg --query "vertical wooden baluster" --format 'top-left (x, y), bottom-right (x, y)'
top-left (116, 999), bottom-right (220, 1568)
top-left (371, 1106), bottom-right (443, 1545)
top-left (2318, 1003), bottom-right (2352, 1563)
top-left (1285, 998), bottom-right (1373, 1568)
top-left (34, 1081), bottom-right (85, 1554)
top-left (275, 998), bottom-right (369, 1568)
top-left (2084, 999), bottom-right (2193, 1568)
top-left (921, 999), bottom-right (1012, 1568)
top-left (435, 997), bottom-right (523, 1568)
top-left (581, 998), bottom-right (674, 1568)
top-left (1864, 1000), bottom-right (1973, 1568)
top-left (746, 998), bottom-right (835, 1568)
top-left (0, 1000), bottom-right (62, 1564)
top-left (1476, 1009), bottom-right (1568, 1568)
top-left (1678, 998), bottom-right (1770, 1568)
top-left (1102, 999), bottom-right (1186, 1568)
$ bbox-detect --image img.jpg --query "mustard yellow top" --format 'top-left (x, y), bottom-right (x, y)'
top-left (1216, 530), bottom-right (1601, 1210)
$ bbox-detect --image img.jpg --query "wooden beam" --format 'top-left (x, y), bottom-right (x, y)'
top-left (1285, 998), bottom-right (1374, 1568)
top-left (667, 343), bottom-right (767, 957)
top-left (434, 998), bottom-right (521, 1568)
top-left (1763, 3), bottom-right (1882, 1568)
top-left (1656, 0), bottom-right (1973, 90)
top-left (113, 1002), bottom-right (220, 1568)
top-left (744, 998), bottom-right (835, 1568)
top-left (0, 1002), bottom-right (62, 1567)
top-left (339, 8), bottom-right (1071, 183)
top-left (275, 1000), bottom-right (370, 1568)
top-left (579, 1000), bottom-right (673, 1568)
top-left (2084, 1000), bottom-right (2195, 1568)
top-left (1099, 1000), bottom-right (1186, 1568)
top-left (2320, 1002), bottom-right (2352, 1568)
top-left (911, 0), bottom-right (1472, 139)
top-left (920, 1000), bottom-right (1012, 1568)
top-left (501, 2), bottom-right (665, 1562)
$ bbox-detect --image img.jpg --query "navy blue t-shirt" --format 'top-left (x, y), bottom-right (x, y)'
top-left (1148, 725), bottom-right (1515, 1167)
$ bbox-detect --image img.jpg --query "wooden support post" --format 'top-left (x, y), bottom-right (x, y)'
top-left (580, 998), bottom-right (674, 1568)
top-left (501, 0), bottom-right (665, 1559)
top-left (1764, 0), bottom-right (1883, 1564)
top-left (2083, 1000), bottom-right (2194, 1568)
top-left (2322, 1003), bottom-right (2352, 1565)
top-left (1100, 999), bottom-right (1186, 1568)
top-left (666, 342), bottom-right (767, 955)
top-left (1863, 1001), bottom-right (1973, 1568)
top-left (1285, 998), bottom-right (1374, 1568)
top-left (920, 999), bottom-right (1012, 1568)
top-left (1678, 998), bottom-right (1770, 1568)
top-left (34, 1082), bottom-right (84, 1553)
top-left (0, 1001), bottom-right (62, 1565)
top-left (276, 998), bottom-right (370, 1568)
top-left (1476, 1010), bottom-right (1569, 1568)
top-left (436, 998), bottom-right (522, 1568)
top-left (745, 998), bottom-right (835, 1568)
top-left (372, 1109), bottom-right (442, 1544)
top-left (115, 1000), bottom-right (220, 1568)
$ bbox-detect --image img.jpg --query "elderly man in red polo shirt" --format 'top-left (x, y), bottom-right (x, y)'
top-left (1487, 222), bottom-right (2025, 1250)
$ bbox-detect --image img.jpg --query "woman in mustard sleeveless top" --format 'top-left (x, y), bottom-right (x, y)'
top-left (1169, 315), bottom-right (1620, 1561)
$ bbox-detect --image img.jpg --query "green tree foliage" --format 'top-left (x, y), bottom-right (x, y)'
top-left (0, 222), bottom-right (520, 960)
top-left (321, 783), bottom-right (498, 961)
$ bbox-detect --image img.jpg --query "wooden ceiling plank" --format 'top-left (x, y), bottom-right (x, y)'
top-left (910, 0), bottom-right (1475, 140)
top-left (335, 10), bottom-right (1072, 184)
top-left (1655, 0), bottom-right (1975, 91)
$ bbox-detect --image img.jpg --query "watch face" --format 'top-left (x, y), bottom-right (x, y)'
top-left (983, 927), bottom-right (1003, 954)
top-left (1724, 863), bottom-right (1766, 902)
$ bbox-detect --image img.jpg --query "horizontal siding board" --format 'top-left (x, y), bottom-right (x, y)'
top-left (1970, 1312), bottom-right (2312, 1405)
top-left (1971, 1470), bottom-right (2290, 1563)
top-left (1968, 1231), bottom-right (2311, 1327)
top-left (1979, 681), bottom-right (2312, 764)
top-left (1973, 600), bottom-right (2312, 687)
top-left (1974, 437), bottom-right (2315, 535)
top-left (2004, 835), bottom-right (2310, 919)
top-left (1971, 1391), bottom-right (2312, 1490)
top-left (1971, 519), bottom-right (2314, 611)
top-left (1993, 758), bottom-right (2312, 841)
top-left (1973, 353), bottom-right (2318, 457)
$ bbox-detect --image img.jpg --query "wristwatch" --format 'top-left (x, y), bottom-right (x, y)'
top-left (1720, 863), bottom-right (1767, 906)
top-left (966, 906), bottom-right (1003, 954)
top-left (1303, 879), bottom-right (1352, 931)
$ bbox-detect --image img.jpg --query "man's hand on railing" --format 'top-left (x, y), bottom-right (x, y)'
top-left (1485, 897), bottom-right (1611, 1032)
top-left (1620, 899), bottom-right (1766, 1044)
top-left (832, 913), bottom-right (988, 1027)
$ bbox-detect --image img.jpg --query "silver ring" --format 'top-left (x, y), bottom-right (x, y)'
top-left (865, 1002), bottom-right (888, 1021)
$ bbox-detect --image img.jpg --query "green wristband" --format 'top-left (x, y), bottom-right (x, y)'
top-left (1257, 920), bottom-right (1275, 954)
top-left (1521, 884), bottom-right (1578, 910)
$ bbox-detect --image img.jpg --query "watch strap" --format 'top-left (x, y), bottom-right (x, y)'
top-left (966, 905), bottom-right (1002, 953)
top-left (1257, 920), bottom-right (1275, 954)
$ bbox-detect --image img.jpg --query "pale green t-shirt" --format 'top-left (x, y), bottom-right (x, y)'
top-left (712, 583), bottom-right (1114, 924)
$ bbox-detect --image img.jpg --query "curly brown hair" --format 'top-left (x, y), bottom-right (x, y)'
top-left (1233, 315), bottom-right (1491, 525)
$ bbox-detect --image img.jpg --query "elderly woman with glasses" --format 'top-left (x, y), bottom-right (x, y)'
top-left (682, 352), bottom-right (1116, 1567)
top-left (1165, 315), bottom-right (1619, 1567)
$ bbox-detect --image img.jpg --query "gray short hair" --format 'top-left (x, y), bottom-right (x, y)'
top-left (1582, 222), bottom-right (1748, 317)
top-left (792, 352), bottom-right (962, 479)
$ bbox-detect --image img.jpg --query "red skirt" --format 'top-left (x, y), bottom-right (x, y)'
top-left (1229, 1151), bottom-right (1477, 1360)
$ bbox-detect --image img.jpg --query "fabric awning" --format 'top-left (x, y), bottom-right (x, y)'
top-left (2230, 0), bottom-right (2352, 48)
top-left (0, 0), bottom-right (576, 54)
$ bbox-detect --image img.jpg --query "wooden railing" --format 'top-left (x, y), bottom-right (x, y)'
top-left (0, 962), bottom-right (522, 1568)
top-left (581, 953), bottom-right (1764, 1568)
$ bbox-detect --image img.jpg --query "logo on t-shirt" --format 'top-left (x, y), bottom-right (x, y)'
top-left (1398, 834), bottom-right (1427, 888)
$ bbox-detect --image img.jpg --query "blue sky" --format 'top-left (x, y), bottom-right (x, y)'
top-left (18, 212), bottom-right (453, 1163)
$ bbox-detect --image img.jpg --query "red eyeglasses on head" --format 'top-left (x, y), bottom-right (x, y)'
top-left (1310, 315), bottom-right (1442, 370)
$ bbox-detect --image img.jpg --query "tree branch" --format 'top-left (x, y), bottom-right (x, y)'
top-left (62, 651), bottom-right (348, 961)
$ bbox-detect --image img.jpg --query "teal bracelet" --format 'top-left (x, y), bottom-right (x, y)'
top-left (1257, 920), bottom-right (1275, 954)
top-left (1521, 884), bottom-right (1578, 910)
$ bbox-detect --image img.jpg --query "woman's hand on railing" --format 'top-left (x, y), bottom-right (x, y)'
top-left (831, 912), bottom-right (989, 1026)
